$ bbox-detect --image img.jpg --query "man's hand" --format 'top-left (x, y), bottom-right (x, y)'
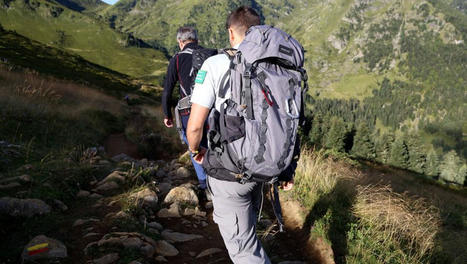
top-left (164, 118), bottom-right (174, 128)
top-left (192, 147), bottom-right (207, 164)
top-left (280, 180), bottom-right (294, 191)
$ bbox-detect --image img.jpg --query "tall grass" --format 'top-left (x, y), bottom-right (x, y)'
top-left (290, 148), bottom-right (442, 263)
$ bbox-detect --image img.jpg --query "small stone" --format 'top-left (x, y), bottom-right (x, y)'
top-left (89, 193), bottom-right (103, 199)
top-left (22, 235), bottom-right (67, 261)
top-left (201, 221), bottom-right (208, 227)
top-left (155, 240), bottom-right (179, 257)
top-left (77, 190), bottom-right (91, 198)
top-left (18, 174), bottom-right (32, 183)
top-left (84, 241), bottom-right (98, 255)
top-left (183, 208), bottom-right (196, 216)
top-left (107, 200), bottom-right (118, 207)
top-left (53, 199), bottom-right (68, 211)
top-left (156, 169), bottom-right (166, 178)
top-left (181, 219), bottom-right (190, 225)
top-left (85, 227), bottom-right (94, 232)
top-left (205, 201), bottom-right (213, 209)
top-left (92, 253), bottom-right (119, 264)
top-left (155, 255), bottom-right (168, 262)
top-left (196, 248), bottom-right (223, 258)
top-left (83, 232), bottom-right (101, 239)
top-left (157, 182), bottom-right (172, 195)
top-left (111, 153), bottom-right (134, 162)
top-left (98, 171), bottom-right (127, 186)
top-left (147, 221), bottom-right (163, 230)
top-left (175, 167), bottom-right (191, 179)
top-left (148, 228), bottom-right (160, 235)
top-left (195, 207), bottom-right (206, 217)
top-left (140, 244), bottom-right (155, 257)
top-left (73, 218), bottom-right (99, 227)
top-left (189, 251), bottom-right (196, 257)
top-left (161, 230), bottom-right (203, 243)
top-left (99, 160), bottom-right (111, 165)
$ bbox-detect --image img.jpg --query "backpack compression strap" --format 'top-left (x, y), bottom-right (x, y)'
top-left (176, 48), bottom-right (193, 97)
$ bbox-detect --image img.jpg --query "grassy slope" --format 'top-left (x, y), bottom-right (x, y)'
top-left (0, 0), bottom-right (167, 80)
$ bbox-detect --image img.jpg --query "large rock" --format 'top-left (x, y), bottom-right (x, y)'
top-left (157, 202), bottom-right (181, 218)
top-left (163, 184), bottom-right (198, 206)
top-left (154, 240), bottom-right (179, 257)
top-left (97, 232), bottom-right (157, 258)
top-left (98, 171), bottom-right (127, 186)
top-left (129, 187), bottom-right (158, 210)
top-left (93, 181), bottom-right (120, 194)
top-left (0, 197), bottom-right (51, 217)
top-left (22, 235), bottom-right (67, 261)
top-left (161, 230), bottom-right (203, 243)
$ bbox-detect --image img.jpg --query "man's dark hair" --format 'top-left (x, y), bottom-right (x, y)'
top-left (226, 6), bottom-right (261, 34)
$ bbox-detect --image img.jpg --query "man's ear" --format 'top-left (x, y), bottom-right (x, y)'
top-left (228, 28), bottom-right (235, 43)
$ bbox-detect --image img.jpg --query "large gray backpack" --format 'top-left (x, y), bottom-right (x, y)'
top-left (202, 25), bottom-right (308, 184)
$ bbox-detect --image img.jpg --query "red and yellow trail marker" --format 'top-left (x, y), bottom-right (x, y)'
top-left (27, 243), bottom-right (49, 256)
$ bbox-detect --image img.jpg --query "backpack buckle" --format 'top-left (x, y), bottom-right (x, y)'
top-left (285, 98), bottom-right (300, 119)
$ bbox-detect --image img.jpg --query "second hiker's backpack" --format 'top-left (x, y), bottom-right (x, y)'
top-left (202, 25), bottom-right (308, 184)
top-left (174, 47), bottom-right (218, 143)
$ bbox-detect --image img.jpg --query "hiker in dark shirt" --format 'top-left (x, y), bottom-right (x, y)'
top-left (161, 26), bottom-right (209, 193)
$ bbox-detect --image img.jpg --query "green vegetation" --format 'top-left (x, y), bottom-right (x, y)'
top-left (288, 149), bottom-right (466, 263)
top-left (0, 0), bottom-right (167, 80)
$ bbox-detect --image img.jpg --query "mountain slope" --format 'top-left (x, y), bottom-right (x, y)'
top-left (0, 0), bottom-right (167, 80)
top-left (104, 0), bottom-right (466, 179)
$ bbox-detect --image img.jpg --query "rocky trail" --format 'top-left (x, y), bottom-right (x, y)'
top-left (0, 133), bottom-right (311, 263)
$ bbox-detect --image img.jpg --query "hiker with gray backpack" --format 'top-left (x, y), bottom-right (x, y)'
top-left (187, 6), bottom-right (307, 263)
top-left (161, 26), bottom-right (217, 198)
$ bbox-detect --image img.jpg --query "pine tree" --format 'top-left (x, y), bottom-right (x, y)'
top-left (325, 116), bottom-right (347, 153)
top-left (376, 132), bottom-right (394, 164)
top-left (405, 133), bottom-right (426, 174)
top-left (439, 150), bottom-right (465, 185)
top-left (425, 147), bottom-right (440, 178)
top-left (389, 135), bottom-right (409, 169)
top-left (351, 122), bottom-right (375, 159)
top-left (309, 114), bottom-right (323, 146)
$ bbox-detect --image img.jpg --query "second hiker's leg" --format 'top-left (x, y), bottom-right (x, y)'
top-left (208, 176), bottom-right (271, 264)
top-left (181, 114), bottom-right (207, 189)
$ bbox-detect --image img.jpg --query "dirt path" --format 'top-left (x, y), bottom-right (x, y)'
top-left (104, 133), bottom-right (141, 160)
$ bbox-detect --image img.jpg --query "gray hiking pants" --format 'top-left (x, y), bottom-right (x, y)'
top-left (207, 176), bottom-right (271, 264)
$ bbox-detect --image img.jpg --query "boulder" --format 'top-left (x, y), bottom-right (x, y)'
top-left (129, 187), bottom-right (158, 210)
top-left (53, 199), bottom-right (68, 211)
top-left (98, 171), bottom-right (127, 186)
top-left (0, 197), bottom-right (51, 217)
top-left (22, 235), bottom-right (67, 261)
top-left (77, 190), bottom-right (91, 198)
top-left (154, 240), bottom-right (179, 257)
top-left (97, 232), bottom-right (157, 257)
top-left (164, 185), bottom-right (198, 206)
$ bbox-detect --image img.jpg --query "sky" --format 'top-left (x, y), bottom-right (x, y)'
top-left (101, 0), bottom-right (118, 5)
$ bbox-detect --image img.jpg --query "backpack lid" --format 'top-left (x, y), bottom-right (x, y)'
top-left (238, 25), bottom-right (305, 68)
